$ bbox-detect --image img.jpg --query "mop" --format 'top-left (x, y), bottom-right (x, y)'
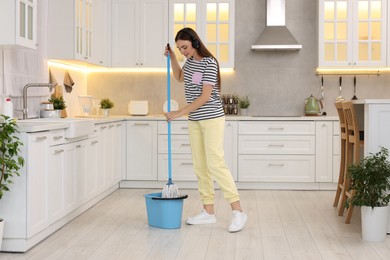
top-left (162, 43), bottom-right (180, 198)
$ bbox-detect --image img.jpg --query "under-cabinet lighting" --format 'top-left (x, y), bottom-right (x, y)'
top-left (315, 67), bottom-right (390, 75)
top-left (48, 60), bottom-right (235, 74)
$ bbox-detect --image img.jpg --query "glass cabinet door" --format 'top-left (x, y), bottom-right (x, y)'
top-left (353, 0), bottom-right (386, 66)
top-left (171, 0), bottom-right (234, 68)
top-left (17, 0), bottom-right (37, 49)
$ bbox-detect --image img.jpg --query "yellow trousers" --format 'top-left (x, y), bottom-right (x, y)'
top-left (188, 116), bottom-right (240, 205)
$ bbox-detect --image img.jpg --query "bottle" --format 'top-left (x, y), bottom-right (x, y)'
top-left (3, 97), bottom-right (14, 119)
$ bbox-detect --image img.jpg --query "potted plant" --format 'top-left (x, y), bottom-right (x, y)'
top-left (0, 115), bottom-right (24, 247)
top-left (100, 98), bottom-right (114, 117)
top-left (238, 95), bottom-right (250, 116)
top-left (48, 95), bottom-right (66, 118)
top-left (347, 146), bottom-right (390, 241)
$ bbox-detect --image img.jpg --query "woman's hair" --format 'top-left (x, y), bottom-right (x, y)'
top-left (175, 28), bottom-right (221, 91)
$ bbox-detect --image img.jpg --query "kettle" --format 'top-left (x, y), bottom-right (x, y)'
top-left (305, 95), bottom-right (323, 116)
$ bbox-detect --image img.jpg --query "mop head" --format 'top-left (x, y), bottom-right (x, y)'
top-left (162, 183), bottom-right (180, 198)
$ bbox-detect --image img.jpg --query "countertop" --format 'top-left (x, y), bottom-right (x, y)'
top-left (16, 115), bottom-right (339, 133)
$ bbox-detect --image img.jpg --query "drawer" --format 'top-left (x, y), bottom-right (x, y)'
top-left (158, 154), bottom-right (196, 181)
top-left (158, 121), bottom-right (189, 134)
top-left (158, 135), bottom-right (191, 154)
top-left (238, 155), bottom-right (315, 182)
top-left (49, 129), bottom-right (66, 146)
top-left (238, 135), bottom-right (315, 155)
top-left (239, 121), bottom-right (315, 135)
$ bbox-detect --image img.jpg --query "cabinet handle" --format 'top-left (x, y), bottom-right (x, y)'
top-left (116, 124), bottom-right (122, 127)
top-left (54, 149), bottom-right (64, 154)
top-left (268, 144), bottom-right (285, 147)
top-left (268, 127), bottom-right (284, 131)
top-left (100, 126), bottom-right (107, 129)
top-left (109, 125), bottom-right (115, 128)
top-left (268, 163), bottom-right (284, 167)
top-left (76, 145), bottom-right (81, 148)
top-left (181, 162), bottom-right (193, 166)
top-left (36, 136), bottom-right (47, 141)
top-left (181, 144), bottom-right (191, 147)
top-left (53, 136), bottom-right (64, 140)
top-left (181, 127), bottom-right (189, 130)
top-left (91, 141), bottom-right (98, 145)
top-left (134, 123), bottom-right (149, 126)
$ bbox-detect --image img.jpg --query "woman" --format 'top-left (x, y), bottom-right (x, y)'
top-left (164, 28), bottom-right (247, 232)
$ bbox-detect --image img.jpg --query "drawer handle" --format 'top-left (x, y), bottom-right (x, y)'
top-left (181, 162), bottom-right (193, 166)
top-left (181, 144), bottom-right (191, 147)
top-left (54, 149), bottom-right (64, 154)
top-left (109, 125), bottom-right (115, 128)
top-left (268, 127), bottom-right (284, 131)
top-left (53, 136), bottom-right (63, 140)
top-left (91, 141), bottom-right (98, 145)
top-left (181, 126), bottom-right (189, 130)
top-left (268, 144), bottom-right (285, 147)
top-left (268, 163), bottom-right (284, 167)
top-left (36, 136), bottom-right (47, 141)
top-left (134, 123), bottom-right (149, 126)
top-left (100, 126), bottom-right (107, 129)
top-left (116, 124), bottom-right (122, 127)
top-left (76, 145), bottom-right (81, 148)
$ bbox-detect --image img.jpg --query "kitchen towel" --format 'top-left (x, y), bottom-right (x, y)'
top-left (49, 69), bottom-right (58, 88)
top-left (64, 70), bottom-right (74, 93)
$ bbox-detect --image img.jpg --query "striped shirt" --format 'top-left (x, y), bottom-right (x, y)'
top-left (183, 57), bottom-right (225, 121)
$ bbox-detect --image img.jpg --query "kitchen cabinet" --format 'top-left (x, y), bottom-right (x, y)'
top-left (48, 0), bottom-right (110, 66)
top-left (126, 121), bottom-right (158, 180)
top-left (333, 122), bottom-right (341, 183)
top-left (318, 0), bottom-right (387, 67)
top-left (172, 0), bottom-right (235, 68)
top-left (315, 121), bottom-right (334, 182)
top-left (0, 0), bottom-right (37, 49)
top-left (238, 121), bottom-right (316, 182)
top-left (111, 0), bottom-right (168, 68)
top-left (26, 132), bottom-right (50, 237)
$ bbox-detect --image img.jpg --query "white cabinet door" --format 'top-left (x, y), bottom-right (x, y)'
top-left (224, 121), bottom-right (237, 181)
top-left (74, 140), bottom-right (88, 206)
top-left (318, 0), bottom-right (387, 67)
top-left (126, 121), bottom-right (157, 180)
top-left (111, 0), bottom-right (168, 67)
top-left (91, 0), bottom-right (111, 66)
top-left (48, 145), bottom-right (66, 224)
top-left (26, 132), bottom-right (49, 237)
top-left (315, 121), bottom-right (334, 182)
top-left (112, 122), bottom-right (125, 183)
top-left (0, 0), bottom-right (37, 49)
top-left (86, 137), bottom-right (99, 199)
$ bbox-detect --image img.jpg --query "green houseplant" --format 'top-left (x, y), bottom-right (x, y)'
top-left (0, 115), bottom-right (24, 200)
top-left (100, 98), bottom-right (114, 117)
top-left (347, 146), bottom-right (390, 241)
top-left (238, 95), bottom-right (250, 109)
top-left (48, 95), bottom-right (66, 110)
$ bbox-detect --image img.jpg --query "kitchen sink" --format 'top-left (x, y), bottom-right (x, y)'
top-left (19, 118), bottom-right (95, 139)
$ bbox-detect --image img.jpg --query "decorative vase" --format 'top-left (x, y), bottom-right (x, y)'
top-left (361, 205), bottom-right (389, 242)
top-left (103, 109), bottom-right (110, 117)
top-left (240, 108), bottom-right (248, 116)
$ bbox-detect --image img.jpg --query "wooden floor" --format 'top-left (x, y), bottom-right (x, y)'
top-left (1, 189), bottom-right (390, 260)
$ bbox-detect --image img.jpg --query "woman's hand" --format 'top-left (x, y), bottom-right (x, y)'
top-left (164, 45), bottom-right (175, 58)
top-left (165, 110), bottom-right (182, 122)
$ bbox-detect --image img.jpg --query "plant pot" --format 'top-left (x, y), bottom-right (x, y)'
top-left (102, 109), bottom-right (110, 117)
top-left (0, 218), bottom-right (4, 250)
top-left (240, 108), bottom-right (248, 116)
top-left (361, 205), bottom-right (389, 242)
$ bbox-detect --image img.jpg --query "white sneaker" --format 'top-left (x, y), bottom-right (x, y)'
top-left (186, 210), bottom-right (216, 225)
top-left (228, 210), bottom-right (247, 232)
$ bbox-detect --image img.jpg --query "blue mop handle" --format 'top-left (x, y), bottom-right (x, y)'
top-left (167, 44), bottom-right (172, 185)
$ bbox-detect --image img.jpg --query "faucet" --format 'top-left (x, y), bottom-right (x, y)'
top-left (22, 83), bottom-right (55, 119)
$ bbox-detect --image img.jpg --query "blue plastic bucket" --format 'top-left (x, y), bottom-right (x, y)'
top-left (144, 192), bottom-right (188, 229)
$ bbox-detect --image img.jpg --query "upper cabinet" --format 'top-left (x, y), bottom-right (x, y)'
top-left (172, 0), bottom-right (235, 69)
top-left (0, 0), bottom-right (37, 49)
top-left (318, 0), bottom-right (387, 67)
top-left (111, 0), bottom-right (168, 68)
top-left (48, 0), bottom-right (111, 66)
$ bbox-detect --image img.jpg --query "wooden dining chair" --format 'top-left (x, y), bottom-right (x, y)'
top-left (333, 101), bottom-right (347, 210)
top-left (339, 101), bottom-right (363, 224)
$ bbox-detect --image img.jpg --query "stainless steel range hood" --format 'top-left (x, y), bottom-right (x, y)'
top-left (251, 0), bottom-right (302, 51)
